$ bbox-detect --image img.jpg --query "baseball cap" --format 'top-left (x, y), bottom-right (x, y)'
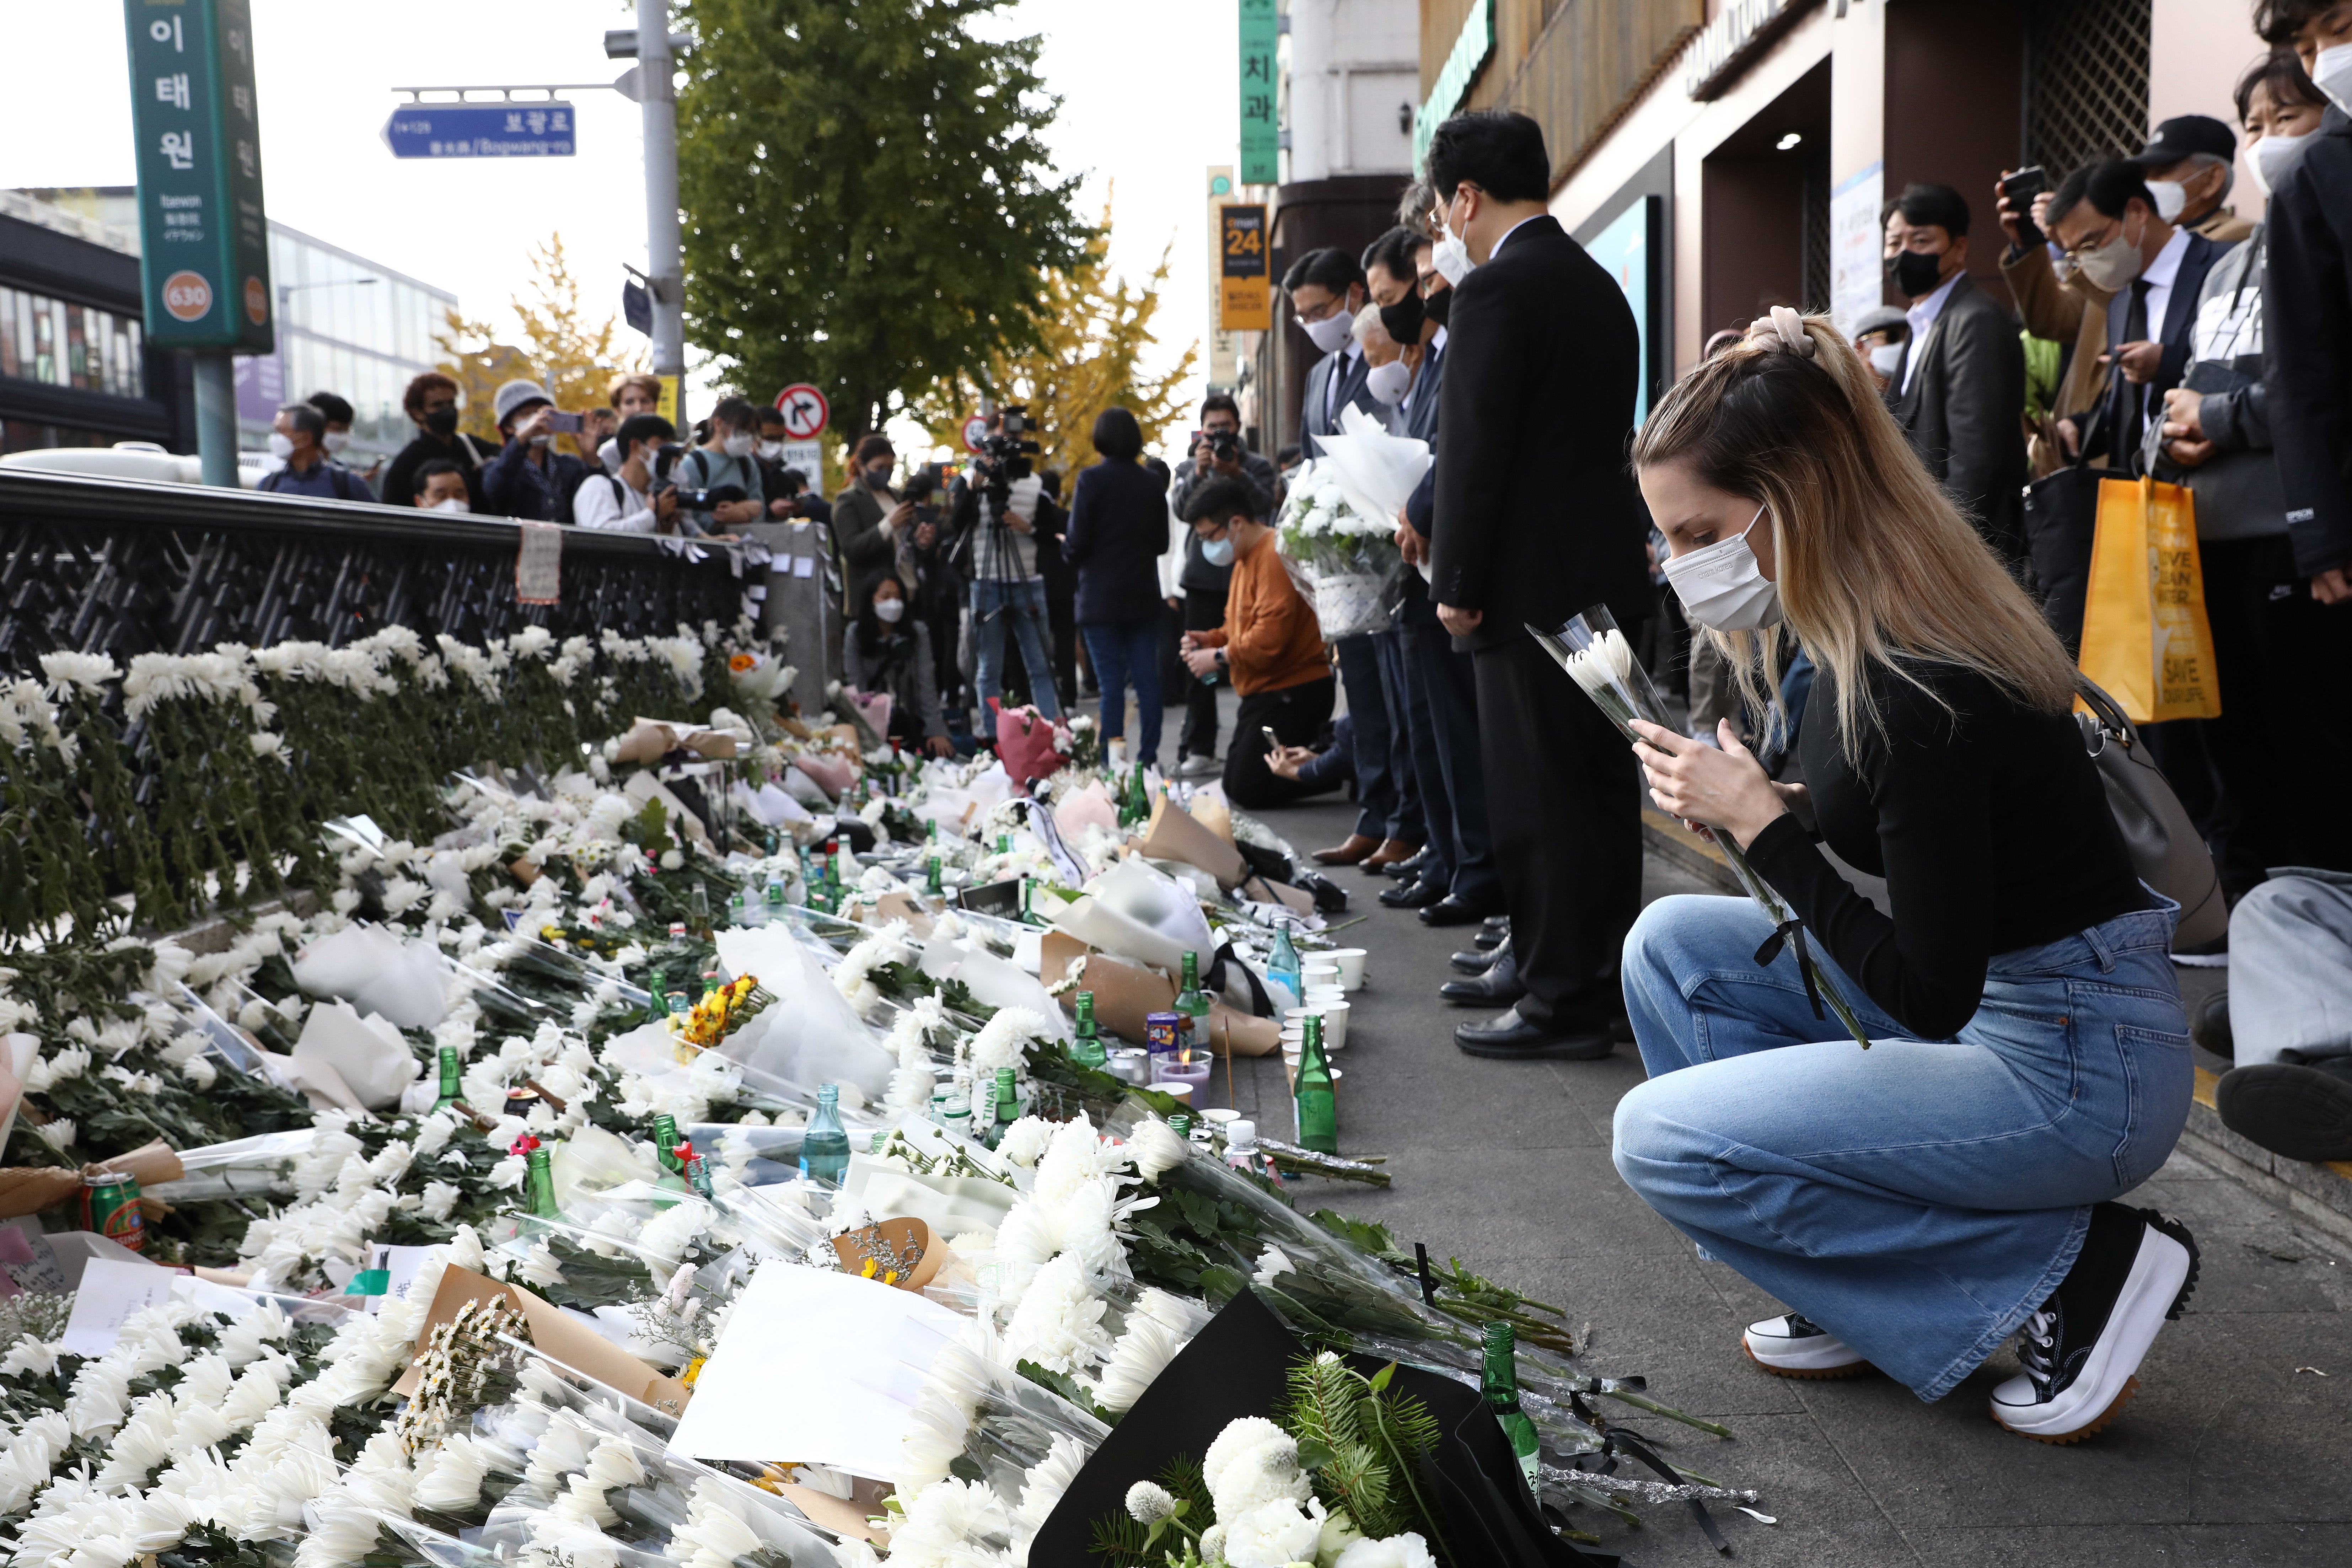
top-left (2131, 115), bottom-right (2236, 167)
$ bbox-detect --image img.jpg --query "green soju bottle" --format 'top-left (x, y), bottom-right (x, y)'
top-left (1293, 1013), bottom-right (1337, 1155)
top-left (1268, 920), bottom-right (1304, 1005)
top-left (926, 853), bottom-right (944, 898)
top-left (800, 1084), bottom-right (850, 1188)
top-left (432, 1045), bottom-right (463, 1111)
top-left (682, 1148), bottom-right (715, 1200)
top-left (1483, 1322), bottom-right (1543, 1499)
top-left (984, 1068), bottom-right (1019, 1148)
top-left (651, 1113), bottom-right (684, 1175)
top-left (1168, 1113), bottom-right (1191, 1140)
top-left (525, 1145), bottom-right (560, 1218)
top-left (725, 891), bottom-right (747, 929)
top-left (1174, 951), bottom-right (1212, 1058)
top-left (997, 830), bottom-right (1013, 856)
top-left (1070, 990), bottom-right (1107, 1069)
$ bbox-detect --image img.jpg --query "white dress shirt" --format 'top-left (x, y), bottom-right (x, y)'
top-left (1324, 343), bottom-right (1363, 426)
top-left (1900, 271), bottom-right (1964, 396)
top-left (1488, 214), bottom-right (1545, 262)
top-left (2136, 225), bottom-right (2193, 346)
top-left (1401, 326), bottom-right (1448, 415)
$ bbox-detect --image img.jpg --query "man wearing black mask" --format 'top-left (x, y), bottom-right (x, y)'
top-left (1882, 183), bottom-right (2028, 562)
top-left (383, 371), bottom-right (499, 514)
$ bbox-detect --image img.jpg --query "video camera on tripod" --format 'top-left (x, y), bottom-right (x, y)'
top-left (978, 405), bottom-right (1041, 519)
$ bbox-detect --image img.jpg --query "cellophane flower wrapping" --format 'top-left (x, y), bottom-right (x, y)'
top-left (1276, 407), bottom-right (1428, 639)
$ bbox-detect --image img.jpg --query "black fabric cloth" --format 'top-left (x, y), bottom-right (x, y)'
top-left (1225, 674), bottom-right (1337, 809)
top-left (2265, 102), bottom-right (2352, 576)
top-left (1429, 215), bottom-right (1651, 652)
top-left (2083, 231), bottom-right (2227, 471)
top-left (2184, 533), bottom-right (2352, 895)
top-left (381, 429), bottom-right (499, 511)
top-left (1887, 275), bottom-right (2029, 560)
top-left (1475, 636), bottom-right (1643, 1032)
top-left (257, 460), bottom-right (371, 503)
top-left (1745, 662), bottom-right (2145, 1040)
top-left (1061, 458), bottom-right (1171, 623)
top-left (1177, 586), bottom-right (1225, 759)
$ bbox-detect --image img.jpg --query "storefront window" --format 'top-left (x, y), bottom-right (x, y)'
top-left (0, 286), bottom-right (143, 399)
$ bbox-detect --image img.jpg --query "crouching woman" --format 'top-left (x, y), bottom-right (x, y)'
top-left (1611, 307), bottom-right (2195, 1443)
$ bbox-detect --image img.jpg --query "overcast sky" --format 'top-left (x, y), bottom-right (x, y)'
top-left (1, 0), bottom-right (1231, 455)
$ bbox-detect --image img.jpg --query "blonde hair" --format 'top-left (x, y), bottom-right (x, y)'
top-left (1633, 308), bottom-right (2075, 759)
top-left (607, 371), bottom-right (664, 409)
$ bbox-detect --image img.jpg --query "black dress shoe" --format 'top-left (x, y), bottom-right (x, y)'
top-left (1418, 895), bottom-right (1498, 929)
top-left (1455, 1004), bottom-right (1615, 1060)
top-left (1378, 877), bottom-right (1446, 909)
top-left (1441, 949), bottom-right (1523, 1006)
top-left (1449, 935), bottom-right (1507, 974)
top-left (1381, 847), bottom-right (1432, 880)
top-left (1481, 913), bottom-right (1509, 932)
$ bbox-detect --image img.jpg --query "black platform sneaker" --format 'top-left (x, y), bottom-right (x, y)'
top-left (1989, 1203), bottom-right (2198, 1443)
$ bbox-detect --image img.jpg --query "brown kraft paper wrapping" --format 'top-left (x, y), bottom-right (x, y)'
top-left (1040, 937), bottom-right (1277, 1058)
top-left (394, 1264), bottom-right (693, 1416)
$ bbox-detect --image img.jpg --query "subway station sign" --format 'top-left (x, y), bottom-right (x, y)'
top-left (123, 0), bottom-right (274, 351)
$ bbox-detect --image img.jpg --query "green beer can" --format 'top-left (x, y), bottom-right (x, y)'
top-left (81, 1171), bottom-right (145, 1252)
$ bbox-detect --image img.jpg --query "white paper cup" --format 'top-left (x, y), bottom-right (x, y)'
top-left (1300, 961), bottom-right (1342, 987)
top-left (1284, 1003), bottom-right (1348, 1049)
top-left (1325, 948), bottom-right (1368, 990)
top-left (1202, 1107), bottom-right (1241, 1126)
top-left (1156, 1081), bottom-right (1194, 1106)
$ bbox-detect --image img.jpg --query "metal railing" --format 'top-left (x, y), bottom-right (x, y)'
top-left (0, 468), bottom-right (758, 669)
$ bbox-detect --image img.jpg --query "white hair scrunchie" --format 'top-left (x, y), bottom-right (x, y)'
top-left (1747, 305), bottom-right (1815, 359)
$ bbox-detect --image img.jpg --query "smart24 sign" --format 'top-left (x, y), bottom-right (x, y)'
top-left (123, 0), bottom-right (274, 351)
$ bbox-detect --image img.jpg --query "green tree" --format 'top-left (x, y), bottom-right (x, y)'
top-left (911, 196), bottom-right (1199, 478)
top-left (676, 0), bottom-right (1090, 451)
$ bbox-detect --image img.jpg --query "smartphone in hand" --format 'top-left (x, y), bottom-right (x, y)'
top-left (1261, 725), bottom-right (1282, 747)
top-left (2000, 166), bottom-right (2048, 247)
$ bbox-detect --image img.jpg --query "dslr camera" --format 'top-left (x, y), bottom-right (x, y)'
top-left (978, 404), bottom-right (1041, 518)
top-left (1206, 428), bottom-right (1242, 466)
top-left (650, 443), bottom-right (747, 511)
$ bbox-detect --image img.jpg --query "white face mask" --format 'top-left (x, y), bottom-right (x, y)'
top-left (528, 433), bottom-right (553, 449)
top-left (429, 496), bottom-right (471, 514)
top-left (322, 431), bottom-right (350, 453)
top-left (1868, 342), bottom-right (1906, 377)
top-left (2250, 131), bottom-right (2312, 197)
top-left (1661, 504), bottom-right (1783, 631)
top-left (2073, 213), bottom-right (2149, 293)
top-left (1301, 310), bottom-right (1353, 354)
top-left (1365, 359), bottom-right (1412, 405)
top-left (757, 439), bottom-right (784, 461)
top-left (2146, 179), bottom-right (2186, 222)
top-left (874, 596), bottom-right (905, 623)
top-left (2314, 42), bottom-right (2352, 114)
top-left (1432, 223), bottom-right (1476, 285)
top-left (267, 432), bottom-right (296, 459)
top-left (723, 432), bottom-right (756, 458)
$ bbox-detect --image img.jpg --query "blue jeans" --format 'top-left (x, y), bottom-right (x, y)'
top-left (1612, 893), bottom-right (2190, 1400)
top-left (972, 577), bottom-right (1060, 729)
top-left (1080, 619), bottom-right (1162, 762)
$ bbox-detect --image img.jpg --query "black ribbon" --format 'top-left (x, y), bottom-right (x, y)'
top-left (1414, 1242), bottom-right (1437, 1307)
top-left (1568, 1392), bottom-right (1733, 1557)
top-left (1754, 918), bottom-right (1826, 1022)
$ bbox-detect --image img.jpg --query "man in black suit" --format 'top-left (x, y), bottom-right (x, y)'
top-left (1882, 183), bottom-right (2029, 562)
top-left (1427, 111), bottom-right (1653, 1059)
top-left (2046, 160), bottom-right (2229, 476)
top-left (1287, 246), bottom-right (1422, 872)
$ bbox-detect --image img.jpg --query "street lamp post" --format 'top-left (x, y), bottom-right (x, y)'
top-left (634, 0), bottom-right (686, 423)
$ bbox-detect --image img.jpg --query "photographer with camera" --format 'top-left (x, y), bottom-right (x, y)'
top-left (572, 414), bottom-right (683, 534)
top-left (666, 398), bottom-right (764, 541)
top-left (1165, 393), bottom-right (1275, 774)
top-left (479, 378), bottom-right (588, 522)
top-left (948, 406), bottom-right (1063, 736)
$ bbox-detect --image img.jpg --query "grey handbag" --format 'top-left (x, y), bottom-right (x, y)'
top-left (2075, 678), bottom-right (2228, 951)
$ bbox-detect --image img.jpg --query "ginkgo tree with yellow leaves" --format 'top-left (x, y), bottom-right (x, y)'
top-left (912, 199), bottom-right (1198, 482)
top-left (436, 234), bottom-right (648, 441)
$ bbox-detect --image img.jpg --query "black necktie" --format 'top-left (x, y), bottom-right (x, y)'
top-left (2125, 278), bottom-right (2153, 434)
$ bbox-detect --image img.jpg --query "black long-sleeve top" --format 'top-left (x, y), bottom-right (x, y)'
top-left (1744, 662), bottom-right (2143, 1040)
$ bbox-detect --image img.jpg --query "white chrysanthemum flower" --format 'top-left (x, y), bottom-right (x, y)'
top-left (1210, 1437), bottom-right (1311, 1525)
top-left (1128, 1117), bottom-right (1190, 1181)
top-left (1203, 1417), bottom-right (1290, 1499)
top-left (1010, 1432), bottom-right (1089, 1545)
top-left (1001, 1252), bottom-right (1112, 1376)
top-left (886, 1477), bottom-right (1013, 1568)
top-left (419, 1180), bottom-right (462, 1221)
top-left (994, 1116), bottom-right (1053, 1169)
top-left (1251, 1245), bottom-right (1294, 1287)
top-left (968, 1005), bottom-right (1054, 1083)
top-left (1089, 1290), bottom-right (1199, 1415)
top-left (1222, 1497), bottom-right (1327, 1567)
top-left (33, 1118), bottom-right (76, 1152)
top-left (1335, 1532), bottom-right (1439, 1568)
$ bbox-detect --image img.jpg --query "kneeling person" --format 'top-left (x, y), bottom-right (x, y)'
top-left (1177, 479), bottom-right (1333, 808)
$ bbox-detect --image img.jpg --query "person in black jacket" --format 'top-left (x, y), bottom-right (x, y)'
top-left (1881, 183), bottom-right (2029, 562)
top-left (478, 379), bottom-right (587, 523)
top-left (1063, 408), bottom-right (1171, 766)
top-left (1613, 306), bottom-right (2194, 1444)
top-left (1167, 393), bottom-right (1276, 775)
top-left (382, 371), bottom-right (499, 514)
top-left (2259, 0), bottom-right (2352, 606)
top-left (1426, 110), bottom-right (1653, 1059)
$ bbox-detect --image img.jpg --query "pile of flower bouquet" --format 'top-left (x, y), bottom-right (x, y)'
top-left (0, 613), bottom-right (1757, 1568)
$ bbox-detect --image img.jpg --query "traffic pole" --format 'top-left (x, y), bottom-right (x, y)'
top-left (191, 351), bottom-right (239, 488)
top-left (637, 0), bottom-right (686, 429)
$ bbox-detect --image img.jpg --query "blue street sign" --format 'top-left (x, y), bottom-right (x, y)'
top-left (383, 102), bottom-right (576, 158)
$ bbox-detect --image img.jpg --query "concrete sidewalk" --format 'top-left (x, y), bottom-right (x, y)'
top-left (1205, 788), bottom-right (2352, 1567)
